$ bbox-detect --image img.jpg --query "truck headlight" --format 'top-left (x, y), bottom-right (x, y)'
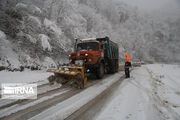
top-left (85, 53), bottom-right (88, 56)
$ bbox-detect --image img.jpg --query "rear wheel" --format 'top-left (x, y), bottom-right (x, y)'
top-left (96, 63), bottom-right (104, 79)
top-left (108, 59), bottom-right (118, 73)
top-left (109, 60), bottom-right (115, 74)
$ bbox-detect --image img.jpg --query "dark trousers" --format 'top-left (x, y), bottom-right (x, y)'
top-left (125, 68), bottom-right (130, 78)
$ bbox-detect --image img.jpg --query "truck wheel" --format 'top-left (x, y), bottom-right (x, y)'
top-left (109, 61), bottom-right (115, 74)
top-left (96, 63), bottom-right (104, 79)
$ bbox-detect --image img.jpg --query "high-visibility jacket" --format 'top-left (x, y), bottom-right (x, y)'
top-left (125, 53), bottom-right (131, 62)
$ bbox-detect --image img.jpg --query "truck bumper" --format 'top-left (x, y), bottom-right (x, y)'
top-left (85, 63), bottom-right (99, 73)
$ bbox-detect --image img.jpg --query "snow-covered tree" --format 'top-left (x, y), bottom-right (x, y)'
top-left (0, 0), bottom-right (179, 69)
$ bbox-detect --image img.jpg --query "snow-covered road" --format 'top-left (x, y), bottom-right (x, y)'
top-left (94, 64), bottom-right (180, 120)
top-left (0, 64), bottom-right (180, 120)
top-left (29, 72), bottom-right (123, 120)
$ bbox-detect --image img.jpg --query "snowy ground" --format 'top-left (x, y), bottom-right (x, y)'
top-left (94, 64), bottom-right (180, 120)
top-left (29, 72), bottom-right (123, 120)
top-left (0, 64), bottom-right (180, 120)
top-left (27, 64), bottom-right (180, 120)
top-left (0, 69), bottom-right (53, 85)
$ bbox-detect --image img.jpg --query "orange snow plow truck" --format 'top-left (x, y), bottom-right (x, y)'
top-left (47, 37), bottom-right (119, 89)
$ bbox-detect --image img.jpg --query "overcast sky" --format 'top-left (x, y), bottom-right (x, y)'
top-left (118, 0), bottom-right (180, 12)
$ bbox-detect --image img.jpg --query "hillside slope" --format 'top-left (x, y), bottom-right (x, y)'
top-left (0, 0), bottom-right (179, 70)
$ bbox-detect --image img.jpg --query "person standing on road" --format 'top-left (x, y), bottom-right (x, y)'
top-left (124, 53), bottom-right (131, 78)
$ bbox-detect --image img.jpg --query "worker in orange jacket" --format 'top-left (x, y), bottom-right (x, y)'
top-left (125, 53), bottom-right (131, 78)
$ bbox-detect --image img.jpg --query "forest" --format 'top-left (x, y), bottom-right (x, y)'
top-left (0, 0), bottom-right (179, 69)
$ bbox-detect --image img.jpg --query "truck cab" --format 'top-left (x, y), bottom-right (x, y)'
top-left (70, 40), bottom-right (103, 64)
top-left (69, 37), bottom-right (119, 79)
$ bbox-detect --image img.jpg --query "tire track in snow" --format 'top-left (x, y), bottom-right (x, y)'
top-left (0, 82), bottom-right (60, 110)
top-left (0, 75), bottom-right (102, 120)
top-left (66, 74), bottom-right (126, 120)
top-left (121, 66), bottom-right (180, 120)
top-left (145, 67), bottom-right (180, 120)
top-left (0, 88), bottom-right (71, 118)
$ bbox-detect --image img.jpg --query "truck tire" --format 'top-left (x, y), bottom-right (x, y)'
top-left (106, 60), bottom-right (115, 74)
top-left (96, 63), bottom-right (104, 79)
top-left (110, 60), bottom-right (116, 73)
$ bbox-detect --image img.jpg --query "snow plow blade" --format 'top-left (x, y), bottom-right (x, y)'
top-left (47, 65), bottom-right (87, 89)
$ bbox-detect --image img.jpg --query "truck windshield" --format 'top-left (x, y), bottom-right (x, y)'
top-left (77, 42), bottom-right (99, 51)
